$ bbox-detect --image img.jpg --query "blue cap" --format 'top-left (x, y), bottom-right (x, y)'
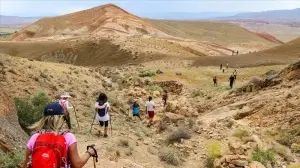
top-left (43, 103), bottom-right (64, 116)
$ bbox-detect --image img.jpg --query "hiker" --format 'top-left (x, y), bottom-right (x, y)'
top-left (162, 89), bottom-right (168, 107)
top-left (226, 63), bottom-right (229, 69)
top-left (59, 92), bottom-right (73, 129)
top-left (131, 101), bottom-right (142, 121)
top-left (229, 75), bottom-right (235, 89)
top-left (213, 76), bottom-right (217, 87)
top-left (145, 96), bottom-right (155, 127)
top-left (233, 69), bottom-right (237, 79)
top-left (220, 64), bottom-right (223, 70)
top-left (22, 103), bottom-right (98, 168)
top-left (236, 50), bottom-right (239, 55)
top-left (232, 50), bottom-right (234, 56)
top-left (222, 69), bottom-right (225, 73)
top-left (95, 93), bottom-right (110, 138)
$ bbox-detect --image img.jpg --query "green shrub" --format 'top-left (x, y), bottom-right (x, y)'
top-left (139, 70), bottom-right (156, 77)
top-left (233, 129), bottom-right (250, 139)
top-left (251, 148), bottom-right (275, 166)
top-left (206, 140), bottom-right (222, 159)
top-left (15, 91), bottom-right (50, 134)
top-left (159, 147), bottom-right (182, 166)
top-left (145, 85), bottom-right (163, 92)
top-left (0, 148), bottom-right (24, 168)
top-left (166, 127), bottom-right (191, 144)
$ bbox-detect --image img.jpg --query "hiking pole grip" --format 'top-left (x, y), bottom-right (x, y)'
top-left (87, 145), bottom-right (98, 162)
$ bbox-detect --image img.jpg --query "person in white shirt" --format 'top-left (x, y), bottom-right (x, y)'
top-left (59, 92), bottom-right (73, 129)
top-left (145, 96), bottom-right (155, 127)
top-left (95, 93), bottom-right (110, 138)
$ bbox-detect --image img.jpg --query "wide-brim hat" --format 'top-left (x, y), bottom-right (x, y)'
top-left (61, 92), bottom-right (71, 98)
top-left (44, 103), bottom-right (64, 116)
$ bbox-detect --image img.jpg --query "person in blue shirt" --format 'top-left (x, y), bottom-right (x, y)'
top-left (131, 101), bottom-right (142, 121)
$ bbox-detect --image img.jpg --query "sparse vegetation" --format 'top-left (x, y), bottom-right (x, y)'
top-left (118, 139), bottom-right (129, 147)
top-left (288, 163), bottom-right (300, 168)
top-left (276, 126), bottom-right (300, 147)
top-left (15, 91), bottom-right (50, 134)
top-left (166, 127), bottom-right (191, 144)
top-left (251, 148), bottom-right (275, 166)
top-left (42, 50), bottom-right (78, 64)
top-left (139, 70), bottom-right (156, 77)
top-left (145, 85), bottom-right (163, 92)
top-left (233, 129), bottom-right (250, 139)
top-left (205, 140), bottom-right (222, 168)
top-left (157, 120), bottom-right (168, 133)
top-left (187, 118), bottom-right (195, 129)
top-left (159, 147), bottom-right (182, 166)
top-left (0, 148), bottom-right (24, 168)
top-left (191, 89), bottom-right (205, 97)
top-left (272, 143), bottom-right (293, 161)
top-left (206, 140), bottom-right (222, 159)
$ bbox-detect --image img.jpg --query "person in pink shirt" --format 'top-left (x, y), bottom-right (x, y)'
top-left (22, 103), bottom-right (98, 168)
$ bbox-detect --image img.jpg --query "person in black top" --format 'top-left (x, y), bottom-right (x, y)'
top-left (229, 75), bottom-right (235, 89)
top-left (213, 76), bottom-right (217, 87)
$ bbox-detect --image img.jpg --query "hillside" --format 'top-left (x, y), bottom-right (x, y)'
top-left (1, 53), bottom-right (300, 167)
top-left (10, 4), bottom-right (171, 41)
top-left (150, 20), bottom-right (278, 51)
top-left (193, 37), bottom-right (300, 67)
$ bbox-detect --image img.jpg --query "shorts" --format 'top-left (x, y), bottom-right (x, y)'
top-left (148, 111), bottom-right (155, 119)
top-left (99, 121), bottom-right (109, 127)
top-left (133, 113), bottom-right (140, 117)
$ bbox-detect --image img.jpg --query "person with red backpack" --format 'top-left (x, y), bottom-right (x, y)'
top-left (22, 103), bottom-right (98, 168)
top-left (59, 92), bottom-right (73, 129)
top-left (95, 93), bottom-right (110, 138)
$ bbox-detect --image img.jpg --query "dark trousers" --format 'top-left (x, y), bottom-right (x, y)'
top-left (64, 112), bottom-right (71, 129)
top-left (230, 82), bottom-right (234, 89)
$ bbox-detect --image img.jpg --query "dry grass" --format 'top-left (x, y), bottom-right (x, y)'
top-left (159, 147), bottom-right (182, 166)
top-left (166, 127), bottom-right (191, 144)
top-left (233, 129), bottom-right (250, 139)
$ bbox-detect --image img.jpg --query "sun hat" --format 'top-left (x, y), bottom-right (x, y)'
top-left (61, 92), bottom-right (71, 98)
top-left (44, 103), bottom-right (64, 116)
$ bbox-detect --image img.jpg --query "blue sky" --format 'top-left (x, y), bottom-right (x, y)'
top-left (1, 0), bottom-right (300, 17)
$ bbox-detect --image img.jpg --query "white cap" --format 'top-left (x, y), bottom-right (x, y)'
top-left (61, 92), bottom-right (71, 98)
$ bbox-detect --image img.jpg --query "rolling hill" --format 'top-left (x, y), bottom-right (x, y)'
top-left (0, 15), bottom-right (40, 27)
top-left (193, 37), bottom-right (300, 67)
top-left (0, 4), bottom-right (284, 66)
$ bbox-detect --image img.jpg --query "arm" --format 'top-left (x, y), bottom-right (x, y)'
top-left (95, 102), bottom-right (107, 109)
top-left (22, 148), bottom-right (31, 168)
top-left (68, 142), bottom-right (95, 168)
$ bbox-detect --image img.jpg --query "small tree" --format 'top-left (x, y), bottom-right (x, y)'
top-left (15, 92), bottom-right (50, 134)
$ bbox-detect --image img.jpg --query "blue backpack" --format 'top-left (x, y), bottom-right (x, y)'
top-left (97, 101), bottom-right (107, 117)
top-left (132, 103), bottom-right (139, 114)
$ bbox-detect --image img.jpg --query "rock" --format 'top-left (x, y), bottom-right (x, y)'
top-left (152, 90), bottom-right (160, 97)
top-left (228, 142), bottom-right (246, 155)
top-left (214, 158), bottom-right (222, 168)
top-left (234, 106), bottom-right (254, 120)
top-left (291, 143), bottom-right (300, 152)
top-left (251, 135), bottom-right (263, 149)
top-left (232, 160), bottom-right (248, 167)
top-left (249, 161), bottom-right (266, 168)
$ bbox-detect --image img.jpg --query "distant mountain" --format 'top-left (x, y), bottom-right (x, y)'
top-left (217, 8), bottom-right (300, 23)
top-left (141, 12), bottom-right (239, 20)
top-left (0, 15), bottom-right (40, 27)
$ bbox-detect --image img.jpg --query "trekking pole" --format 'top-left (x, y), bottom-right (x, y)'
top-left (93, 158), bottom-right (96, 168)
top-left (109, 116), bottom-right (112, 136)
top-left (73, 105), bottom-right (80, 129)
top-left (89, 110), bottom-right (97, 133)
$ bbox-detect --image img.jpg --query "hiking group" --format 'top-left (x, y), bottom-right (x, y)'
top-left (215, 64), bottom-right (238, 89)
top-left (22, 90), bottom-right (168, 168)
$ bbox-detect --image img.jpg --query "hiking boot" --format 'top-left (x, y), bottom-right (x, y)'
top-left (103, 134), bottom-right (108, 138)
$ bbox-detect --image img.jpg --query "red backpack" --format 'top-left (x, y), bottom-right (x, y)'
top-left (31, 132), bottom-right (68, 168)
